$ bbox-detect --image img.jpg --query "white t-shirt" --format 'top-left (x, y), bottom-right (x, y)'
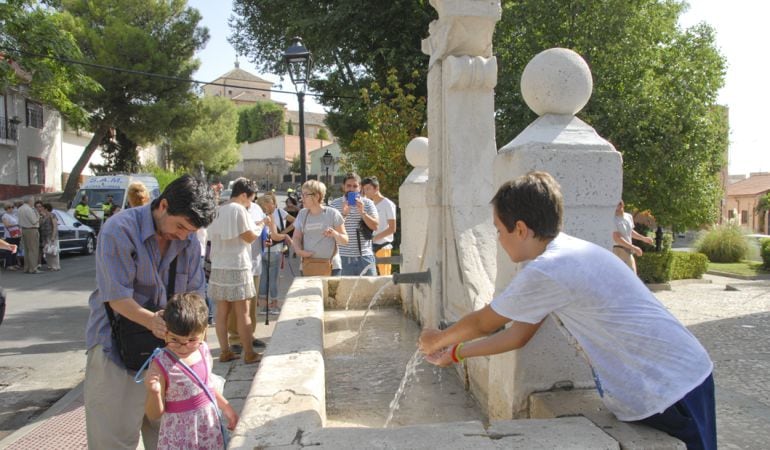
top-left (490, 233), bottom-right (712, 421)
top-left (248, 203), bottom-right (266, 276)
top-left (373, 196), bottom-right (397, 246)
top-left (614, 212), bottom-right (634, 242)
top-left (207, 202), bottom-right (256, 270)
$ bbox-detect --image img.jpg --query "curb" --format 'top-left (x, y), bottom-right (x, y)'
top-left (0, 380), bottom-right (85, 450)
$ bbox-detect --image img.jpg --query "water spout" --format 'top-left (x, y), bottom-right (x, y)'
top-left (392, 269), bottom-right (431, 285)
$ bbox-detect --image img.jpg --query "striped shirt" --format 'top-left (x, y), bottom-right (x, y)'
top-left (330, 196), bottom-right (378, 257)
top-left (85, 204), bottom-right (205, 366)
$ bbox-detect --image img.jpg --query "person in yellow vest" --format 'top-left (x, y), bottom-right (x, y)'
top-left (75, 196), bottom-right (96, 222)
top-left (102, 195), bottom-right (115, 219)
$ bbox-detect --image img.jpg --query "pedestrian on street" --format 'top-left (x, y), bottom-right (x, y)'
top-left (362, 176), bottom-right (397, 275)
top-left (1, 204), bottom-right (21, 270)
top-left (612, 200), bottom-right (654, 274)
top-left (329, 173), bottom-right (379, 276)
top-left (17, 197), bottom-right (40, 274)
top-left (84, 174), bottom-right (216, 449)
top-left (39, 203), bottom-right (60, 271)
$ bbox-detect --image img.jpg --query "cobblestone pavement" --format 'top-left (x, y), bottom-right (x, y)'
top-left (655, 275), bottom-right (770, 450)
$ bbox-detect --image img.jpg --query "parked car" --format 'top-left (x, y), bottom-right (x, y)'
top-left (0, 209), bottom-right (96, 255)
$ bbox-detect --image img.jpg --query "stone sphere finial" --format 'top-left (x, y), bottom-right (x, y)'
top-left (406, 137), bottom-right (429, 168)
top-left (520, 48), bottom-right (593, 116)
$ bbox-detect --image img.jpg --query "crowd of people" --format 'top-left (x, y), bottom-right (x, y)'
top-left (1, 198), bottom-right (60, 273)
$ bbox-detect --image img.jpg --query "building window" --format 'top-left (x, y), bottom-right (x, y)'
top-left (28, 157), bottom-right (44, 185)
top-left (26, 101), bottom-right (44, 129)
top-left (741, 210), bottom-right (748, 225)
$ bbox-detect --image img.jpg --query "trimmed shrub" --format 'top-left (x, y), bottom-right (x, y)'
top-left (636, 252), bottom-right (673, 283)
top-left (761, 238), bottom-right (770, 269)
top-left (670, 252), bottom-right (709, 280)
top-left (694, 224), bottom-right (748, 263)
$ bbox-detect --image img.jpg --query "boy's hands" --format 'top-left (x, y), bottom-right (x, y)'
top-left (425, 348), bottom-right (453, 367)
top-left (418, 328), bottom-right (444, 355)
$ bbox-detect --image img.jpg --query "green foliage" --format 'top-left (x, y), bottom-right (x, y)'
top-left (343, 70), bottom-right (426, 201)
top-left (695, 224), bottom-right (749, 263)
top-left (229, 0), bottom-right (435, 148)
top-left (170, 96), bottom-right (240, 176)
top-left (495, 1), bottom-right (727, 229)
top-left (141, 162), bottom-right (185, 192)
top-left (290, 156), bottom-right (301, 174)
top-left (636, 252), bottom-right (673, 283)
top-left (236, 102), bottom-right (285, 143)
top-left (669, 252), bottom-right (708, 280)
top-left (316, 128), bottom-right (329, 141)
top-left (58, 0), bottom-right (209, 201)
top-left (90, 129), bottom-right (139, 174)
top-left (761, 239), bottom-right (770, 269)
top-left (286, 120), bottom-right (294, 136)
top-left (0, 0), bottom-right (100, 126)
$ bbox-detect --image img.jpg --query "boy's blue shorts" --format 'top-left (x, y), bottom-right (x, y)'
top-left (636, 373), bottom-right (716, 450)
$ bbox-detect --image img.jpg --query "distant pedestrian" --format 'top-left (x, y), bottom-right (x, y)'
top-left (612, 200), bottom-right (654, 274)
top-left (1, 203), bottom-right (21, 270)
top-left (143, 292), bottom-right (238, 449)
top-left (39, 203), bottom-right (60, 271)
top-left (330, 173), bottom-right (379, 276)
top-left (17, 197), bottom-right (40, 274)
top-left (362, 176), bottom-right (397, 275)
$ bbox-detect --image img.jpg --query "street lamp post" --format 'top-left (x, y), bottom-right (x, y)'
top-left (283, 37), bottom-right (313, 184)
top-left (321, 150), bottom-right (334, 186)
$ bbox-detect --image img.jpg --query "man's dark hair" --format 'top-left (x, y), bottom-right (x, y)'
top-left (361, 176), bottom-right (380, 189)
top-left (43, 203), bottom-right (53, 212)
top-left (491, 171), bottom-right (563, 239)
top-left (164, 293), bottom-right (209, 336)
top-left (230, 177), bottom-right (256, 198)
top-left (152, 174), bottom-right (216, 228)
top-left (342, 172), bottom-right (361, 184)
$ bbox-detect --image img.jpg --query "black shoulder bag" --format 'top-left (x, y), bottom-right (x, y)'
top-left (105, 257), bottom-right (177, 371)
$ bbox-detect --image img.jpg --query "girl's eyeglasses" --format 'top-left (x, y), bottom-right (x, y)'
top-left (165, 335), bottom-right (203, 347)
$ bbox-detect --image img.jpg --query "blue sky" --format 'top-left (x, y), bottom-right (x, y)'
top-left (189, 0), bottom-right (768, 176)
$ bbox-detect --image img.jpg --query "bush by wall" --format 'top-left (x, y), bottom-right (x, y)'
top-left (694, 224), bottom-right (748, 263)
top-left (761, 238), bottom-right (770, 269)
top-left (670, 252), bottom-right (709, 280)
top-left (636, 252), bottom-right (673, 283)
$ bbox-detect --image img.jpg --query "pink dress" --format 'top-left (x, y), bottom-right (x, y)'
top-left (155, 342), bottom-right (224, 449)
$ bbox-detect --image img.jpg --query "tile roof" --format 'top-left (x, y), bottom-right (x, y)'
top-left (727, 173), bottom-right (770, 196)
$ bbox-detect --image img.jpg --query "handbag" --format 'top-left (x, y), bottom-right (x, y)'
top-left (44, 241), bottom-right (59, 256)
top-left (106, 257), bottom-right (177, 370)
top-left (8, 226), bottom-right (21, 238)
top-left (302, 257), bottom-right (332, 276)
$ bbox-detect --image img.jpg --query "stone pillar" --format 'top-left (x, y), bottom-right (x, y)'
top-left (398, 137), bottom-right (431, 322)
top-left (487, 48), bottom-right (623, 419)
top-left (419, 0), bottom-right (501, 330)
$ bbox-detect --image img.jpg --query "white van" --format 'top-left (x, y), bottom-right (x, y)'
top-left (68, 174), bottom-right (161, 220)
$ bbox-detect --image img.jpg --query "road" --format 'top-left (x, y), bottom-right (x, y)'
top-left (0, 253), bottom-right (95, 441)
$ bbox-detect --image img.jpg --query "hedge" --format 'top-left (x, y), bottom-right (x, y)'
top-left (761, 238), bottom-right (770, 269)
top-left (636, 251), bottom-right (708, 283)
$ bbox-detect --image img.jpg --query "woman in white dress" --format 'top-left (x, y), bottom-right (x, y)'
top-left (207, 178), bottom-right (261, 364)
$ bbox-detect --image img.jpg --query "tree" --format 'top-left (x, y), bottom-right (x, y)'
top-left (286, 119), bottom-right (294, 135)
top-left (343, 70), bottom-right (426, 201)
top-left (0, 0), bottom-right (99, 127)
top-left (57, 0), bottom-right (209, 201)
top-left (169, 96), bottom-right (240, 176)
top-left (89, 128), bottom-right (139, 174)
top-left (316, 128), bottom-right (329, 141)
top-left (235, 101), bottom-right (285, 143)
top-left (229, 0), bottom-right (435, 147)
top-left (494, 0), bottom-right (727, 229)
top-left (289, 155), bottom-right (301, 175)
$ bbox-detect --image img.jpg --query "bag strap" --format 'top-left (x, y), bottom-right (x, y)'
top-left (301, 208), bottom-right (336, 259)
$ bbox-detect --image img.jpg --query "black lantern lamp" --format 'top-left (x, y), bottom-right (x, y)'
top-left (321, 150), bottom-right (334, 185)
top-left (283, 38), bottom-right (313, 183)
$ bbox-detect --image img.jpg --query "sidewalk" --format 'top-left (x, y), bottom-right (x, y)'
top-left (0, 252), bottom-right (299, 450)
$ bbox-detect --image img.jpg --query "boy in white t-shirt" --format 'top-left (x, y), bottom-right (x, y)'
top-left (419, 171), bottom-right (715, 450)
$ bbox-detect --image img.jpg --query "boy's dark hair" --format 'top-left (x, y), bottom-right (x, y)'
top-left (491, 171), bottom-right (563, 239)
top-left (43, 203), bottom-right (53, 212)
top-left (342, 172), bottom-right (361, 184)
top-left (152, 174), bottom-right (216, 228)
top-left (231, 177), bottom-right (256, 198)
top-left (164, 293), bottom-right (209, 336)
top-left (361, 176), bottom-right (379, 189)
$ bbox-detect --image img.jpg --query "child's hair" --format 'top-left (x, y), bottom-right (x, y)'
top-left (491, 171), bottom-right (563, 239)
top-left (164, 293), bottom-right (209, 336)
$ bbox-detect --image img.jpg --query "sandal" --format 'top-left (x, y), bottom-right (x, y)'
top-left (243, 352), bottom-right (262, 364)
top-left (219, 350), bottom-right (239, 363)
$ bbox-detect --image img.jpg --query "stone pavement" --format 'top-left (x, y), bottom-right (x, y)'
top-left (1, 270), bottom-right (768, 449)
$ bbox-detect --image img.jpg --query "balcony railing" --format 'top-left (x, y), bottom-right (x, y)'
top-left (0, 115), bottom-right (20, 141)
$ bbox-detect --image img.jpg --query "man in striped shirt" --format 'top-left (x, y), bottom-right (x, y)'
top-left (84, 175), bottom-right (216, 449)
top-left (330, 173), bottom-right (379, 276)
